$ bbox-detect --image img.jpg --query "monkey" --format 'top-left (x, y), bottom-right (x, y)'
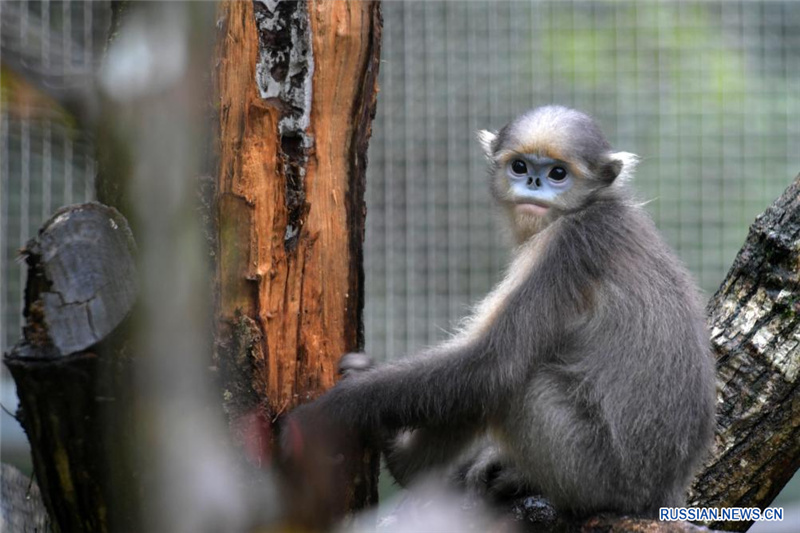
top-left (285, 105), bottom-right (717, 517)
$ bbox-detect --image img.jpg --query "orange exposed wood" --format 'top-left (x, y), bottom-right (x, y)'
top-left (214, 0), bottom-right (382, 517)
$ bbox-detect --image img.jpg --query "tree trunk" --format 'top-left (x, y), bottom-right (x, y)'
top-left (214, 0), bottom-right (382, 525)
top-left (687, 174), bottom-right (800, 531)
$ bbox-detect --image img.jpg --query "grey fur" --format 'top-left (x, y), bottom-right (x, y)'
top-left (289, 106), bottom-right (716, 517)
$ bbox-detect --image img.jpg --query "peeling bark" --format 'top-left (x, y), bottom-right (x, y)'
top-left (253, 0), bottom-right (314, 253)
top-left (214, 0), bottom-right (382, 521)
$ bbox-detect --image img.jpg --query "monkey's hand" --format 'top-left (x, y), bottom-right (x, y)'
top-left (277, 385), bottom-right (364, 504)
top-left (280, 380), bottom-right (358, 461)
top-left (280, 350), bottom-right (386, 470)
top-left (278, 400), bottom-right (331, 464)
top-left (342, 353), bottom-right (448, 485)
top-left (454, 442), bottom-right (532, 501)
top-left (277, 375), bottom-right (374, 523)
top-left (282, 351), bottom-right (376, 457)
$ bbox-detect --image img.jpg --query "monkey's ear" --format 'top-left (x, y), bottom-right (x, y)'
top-left (603, 151), bottom-right (640, 183)
top-left (477, 130), bottom-right (497, 158)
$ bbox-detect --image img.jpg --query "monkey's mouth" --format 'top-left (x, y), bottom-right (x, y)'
top-left (514, 202), bottom-right (550, 217)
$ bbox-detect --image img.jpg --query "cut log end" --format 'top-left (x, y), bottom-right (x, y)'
top-left (19, 202), bottom-right (137, 357)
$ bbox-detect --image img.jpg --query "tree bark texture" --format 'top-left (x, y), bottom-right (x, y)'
top-left (688, 174), bottom-right (800, 531)
top-left (214, 0), bottom-right (382, 521)
top-left (4, 203), bottom-right (139, 533)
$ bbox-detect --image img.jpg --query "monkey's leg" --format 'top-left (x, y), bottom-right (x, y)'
top-left (509, 373), bottom-right (645, 514)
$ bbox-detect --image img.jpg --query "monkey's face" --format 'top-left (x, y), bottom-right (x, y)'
top-left (479, 106), bottom-right (632, 242)
top-left (488, 152), bottom-right (598, 240)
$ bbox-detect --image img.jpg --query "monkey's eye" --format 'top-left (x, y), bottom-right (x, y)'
top-left (548, 166), bottom-right (568, 182)
top-left (510, 159), bottom-right (528, 175)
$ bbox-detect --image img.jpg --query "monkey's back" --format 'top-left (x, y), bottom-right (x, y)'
top-left (504, 192), bottom-right (716, 515)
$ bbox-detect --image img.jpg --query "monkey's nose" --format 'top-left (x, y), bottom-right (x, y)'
top-left (526, 177), bottom-right (542, 188)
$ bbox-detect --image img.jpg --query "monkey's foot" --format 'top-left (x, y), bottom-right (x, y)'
top-left (455, 448), bottom-right (532, 501)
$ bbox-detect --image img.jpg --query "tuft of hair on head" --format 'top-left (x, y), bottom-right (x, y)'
top-left (477, 130), bottom-right (497, 159)
top-left (607, 151), bottom-right (640, 184)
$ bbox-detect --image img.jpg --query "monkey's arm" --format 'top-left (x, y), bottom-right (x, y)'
top-left (300, 338), bottom-right (520, 435)
top-left (288, 220), bottom-right (592, 443)
top-left (337, 352), bottom-right (487, 483)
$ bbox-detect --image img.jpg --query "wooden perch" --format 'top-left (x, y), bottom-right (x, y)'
top-left (4, 203), bottom-right (139, 533)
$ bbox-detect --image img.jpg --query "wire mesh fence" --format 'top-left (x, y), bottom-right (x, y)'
top-left (364, 0), bottom-right (800, 362)
top-left (2, 0), bottom-right (105, 354)
top-left (3, 1), bottom-right (799, 366)
top-left (1, 0), bottom-right (103, 460)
